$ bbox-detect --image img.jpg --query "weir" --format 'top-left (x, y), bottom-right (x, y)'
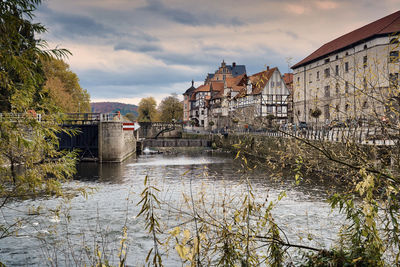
top-left (58, 113), bottom-right (137, 162)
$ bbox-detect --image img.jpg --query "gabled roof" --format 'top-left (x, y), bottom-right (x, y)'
top-left (229, 65), bottom-right (246, 77)
top-left (196, 84), bottom-right (210, 92)
top-left (211, 81), bottom-right (224, 92)
top-left (292, 10), bottom-right (400, 69)
top-left (282, 73), bottom-right (293, 85)
top-left (250, 68), bottom-right (276, 95)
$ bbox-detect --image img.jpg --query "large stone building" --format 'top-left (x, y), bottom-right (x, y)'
top-left (292, 10), bottom-right (400, 126)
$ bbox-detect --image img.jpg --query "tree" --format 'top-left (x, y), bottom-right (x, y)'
top-left (125, 112), bottom-right (136, 122)
top-left (0, 0), bottom-right (69, 113)
top-left (43, 58), bottom-right (90, 113)
top-left (157, 94), bottom-right (183, 122)
top-left (138, 97), bottom-right (158, 122)
top-left (0, 0), bottom-right (77, 247)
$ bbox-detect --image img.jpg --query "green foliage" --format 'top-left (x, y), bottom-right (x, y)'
top-left (310, 108), bottom-right (322, 118)
top-left (0, 0), bottom-right (70, 113)
top-left (138, 97), bottom-right (158, 122)
top-left (157, 94), bottom-right (183, 122)
top-left (0, 0), bottom-right (78, 248)
top-left (124, 112), bottom-right (136, 122)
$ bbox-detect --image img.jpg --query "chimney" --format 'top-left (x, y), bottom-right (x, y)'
top-left (267, 66), bottom-right (270, 71)
top-left (232, 62), bottom-right (236, 67)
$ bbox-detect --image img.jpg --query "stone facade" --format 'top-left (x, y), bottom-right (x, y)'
top-left (292, 11), bottom-right (400, 126)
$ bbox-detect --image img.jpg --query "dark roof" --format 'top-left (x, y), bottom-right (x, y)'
top-left (292, 10), bottom-right (400, 69)
top-left (228, 65), bottom-right (246, 77)
top-left (183, 80), bottom-right (196, 95)
top-left (206, 73), bottom-right (215, 80)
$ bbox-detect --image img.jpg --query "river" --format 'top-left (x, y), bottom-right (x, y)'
top-left (0, 150), bottom-right (343, 266)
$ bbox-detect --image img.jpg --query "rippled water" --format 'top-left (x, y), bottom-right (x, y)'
top-left (0, 151), bottom-right (343, 266)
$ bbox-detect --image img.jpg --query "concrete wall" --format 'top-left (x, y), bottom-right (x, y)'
top-left (138, 122), bottom-right (183, 139)
top-left (99, 122), bottom-right (136, 162)
top-left (142, 138), bottom-right (210, 148)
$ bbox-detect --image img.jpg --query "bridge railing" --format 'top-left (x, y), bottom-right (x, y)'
top-left (61, 113), bottom-right (122, 124)
top-left (0, 113), bottom-right (41, 122)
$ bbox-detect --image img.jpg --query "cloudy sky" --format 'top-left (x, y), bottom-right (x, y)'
top-left (35, 0), bottom-right (399, 105)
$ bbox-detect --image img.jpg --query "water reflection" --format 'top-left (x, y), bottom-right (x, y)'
top-left (0, 151), bottom-right (345, 266)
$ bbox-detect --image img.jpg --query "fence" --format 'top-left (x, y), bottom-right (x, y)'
top-left (185, 126), bottom-right (397, 146)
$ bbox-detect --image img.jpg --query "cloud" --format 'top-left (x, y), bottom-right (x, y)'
top-left (286, 4), bottom-right (308, 15)
top-left (37, 6), bottom-right (113, 38)
top-left (315, 1), bottom-right (338, 10)
top-left (138, 0), bottom-right (245, 26)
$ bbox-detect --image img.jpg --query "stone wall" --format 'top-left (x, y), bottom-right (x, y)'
top-left (99, 122), bottom-right (136, 162)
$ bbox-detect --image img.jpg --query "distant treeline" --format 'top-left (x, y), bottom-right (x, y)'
top-left (90, 102), bottom-right (139, 116)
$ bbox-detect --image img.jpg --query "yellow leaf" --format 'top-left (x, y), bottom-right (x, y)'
top-left (169, 227), bottom-right (180, 237)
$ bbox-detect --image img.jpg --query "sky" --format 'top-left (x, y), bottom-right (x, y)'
top-left (35, 0), bottom-right (400, 105)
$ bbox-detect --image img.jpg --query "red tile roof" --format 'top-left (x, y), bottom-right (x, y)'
top-left (292, 10), bottom-right (400, 69)
top-left (250, 68), bottom-right (276, 95)
top-left (210, 82), bottom-right (224, 92)
top-left (282, 73), bottom-right (293, 85)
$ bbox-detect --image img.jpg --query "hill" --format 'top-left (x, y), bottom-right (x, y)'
top-left (90, 102), bottom-right (138, 116)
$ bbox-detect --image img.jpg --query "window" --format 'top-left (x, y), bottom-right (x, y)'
top-left (324, 104), bottom-right (330, 120)
top-left (363, 77), bottom-right (367, 89)
top-left (390, 73), bottom-right (399, 88)
top-left (335, 83), bottom-right (339, 94)
top-left (271, 81), bottom-right (275, 87)
top-left (345, 81), bottom-right (349, 93)
top-left (335, 105), bottom-right (339, 112)
top-left (324, 85), bottom-right (330, 97)
top-left (309, 73), bottom-right (312, 82)
top-left (324, 68), bottom-right (330, 78)
top-left (325, 58), bottom-right (330, 63)
top-left (297, 110), bottom-right (301, 116)
top-left (390, 38), bottom-right (399, 44)
top-left (276, 95), bottom-right (282, 103)
top-left (316, 71), bottom-right (320, 80)
top-left (297, 77), bottom-right (300, 83)
top-left (345, 62), bottom-right (349, 72)
top-left (363, 56), bottom-right (368, 68)
top-left (335, 65), bottom-right (339, 76)
top-left (364, 44), bottom-right (368, 50)
top-left (345, 104), bottom-right (349, 111)
top-left (345, 52), bottom-right (349, 56)
top-left (267, 106), bottom-right (273, 113)
top-left (389, 51), bottom-right (399, 63)
top-left (362, 101), bottom-right (368, 109)
top-left (336, 55), bottom-right (339, 60)
top-left (277, 106), bottom-right (282, 113)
